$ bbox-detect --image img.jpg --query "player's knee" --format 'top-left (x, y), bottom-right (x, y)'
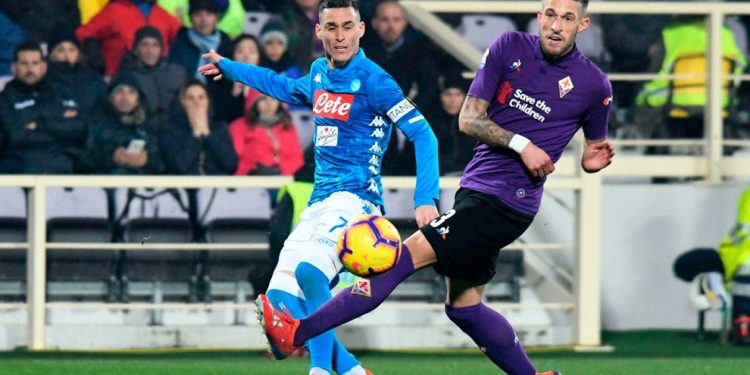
top-left (444, 303), bottom-right (479, 327)
top-left (295, 262), bottom-right (328, 293)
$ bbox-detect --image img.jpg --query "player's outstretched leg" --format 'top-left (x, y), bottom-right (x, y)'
top-left (295, 262), bottom-right (337, 375)
top-left (446, 303), bottom-right (536, 375)
top-left (256, 243), bottom-right (417, 358)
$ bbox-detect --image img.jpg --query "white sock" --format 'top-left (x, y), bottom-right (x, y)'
top-left (309, 367), bottom-right (330, 375)
top-left (341, 365), bottom-right (367, 375)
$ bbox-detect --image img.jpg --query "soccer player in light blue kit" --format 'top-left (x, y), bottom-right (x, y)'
top-left (198, 1), bottom-right (440, 374)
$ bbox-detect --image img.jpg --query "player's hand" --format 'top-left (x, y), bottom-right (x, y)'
top-left (198, 49), bottom-right (225, 81)
top-left (581, 140), bottom-right (615, 173)
top-left (519, 142), bottom-right (554, 178)
top-left (415, 205), bottom-right (439, 227)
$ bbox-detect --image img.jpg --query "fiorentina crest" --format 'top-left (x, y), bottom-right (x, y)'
top-left (558, 76), bottom-right (574, 98)
top-left (351, 279), bottom-right (372, 297)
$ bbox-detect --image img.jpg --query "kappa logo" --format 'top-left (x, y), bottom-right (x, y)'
top-left (369, 116), bottom-right (386, 127)
top-left (370, 128), bottom-right (385, 138)
top-left (313, 90), bottom-right (354, 120)
top-left (367, 178), bottom-right (379, 194)
top-left (558, 76), bottom-right (574, 98)
top-left (369, 142), bottom-right (382, 153)
top-left (351, 279), bottom-right (372, 297)
top-left (313, 73), bottom-right (322, 83)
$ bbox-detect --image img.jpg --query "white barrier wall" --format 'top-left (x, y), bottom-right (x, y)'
top-left (526, 182), bottom-right (745, 330)
top-left (600, 183), bottom-right (743, 330)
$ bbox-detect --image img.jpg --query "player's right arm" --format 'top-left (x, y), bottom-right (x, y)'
top-left (459, 96), bottom-right (554, 178)
top-left (459, 32), bottom-right (554, 178)
top-left (198, 50), bottom-right (311, 106)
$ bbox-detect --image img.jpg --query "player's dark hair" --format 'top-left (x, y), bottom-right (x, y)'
top-left (319, 0), bottom-right (360, 17)
top-left (576, 0), bottom-right (589, 12)
top-left (14, 40), bottom-right (44, 62)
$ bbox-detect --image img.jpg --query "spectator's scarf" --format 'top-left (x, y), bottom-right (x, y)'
top-left (188, 29), bottom-right (221, 82)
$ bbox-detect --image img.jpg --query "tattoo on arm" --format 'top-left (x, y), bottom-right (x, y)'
top-left (459, 96), bottom-right (515, 148)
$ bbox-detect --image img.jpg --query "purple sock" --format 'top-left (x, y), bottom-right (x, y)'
top-left (294, 244), bottom-right (415, 346)
top-left (445, 303), bottom-right (536, 375)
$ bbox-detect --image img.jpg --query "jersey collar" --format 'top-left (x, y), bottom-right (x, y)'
top-left (326, 48), bottom-right (366, 75)
top-left (534, 39), bottom-right (580, 69)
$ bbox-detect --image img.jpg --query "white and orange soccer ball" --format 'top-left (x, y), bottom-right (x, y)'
top-left (337, 215), bottom-right (402, 278)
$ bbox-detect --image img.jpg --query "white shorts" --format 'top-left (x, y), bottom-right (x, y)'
top-left (266, 191), bottom-right (382, 298)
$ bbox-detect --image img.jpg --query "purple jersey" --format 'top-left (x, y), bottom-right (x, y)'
top-left (461, 31), bottom-right (612, 216)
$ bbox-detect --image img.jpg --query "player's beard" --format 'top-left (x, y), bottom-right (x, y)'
top-left (542, 31), bottom-right (577, 60)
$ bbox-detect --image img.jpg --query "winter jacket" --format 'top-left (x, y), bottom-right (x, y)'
top-left (121, 58), bottom-right (187, 127)
top-left (76, 0), bottom-right (181, 77)
top-left (83, 104), bottom-right (164, 175)
top-left (0, 11), bottom-right (27, 76)
top-left (0, 79), bottom-right (85, 174)
top-left (158, 112), bottom-right (238, 175)
top-left (158, 0), bottom-right (247, 38)
top-left (228, 117), bottom-right (302, 176)
top-left (46, 61), bottom-right (108, 121)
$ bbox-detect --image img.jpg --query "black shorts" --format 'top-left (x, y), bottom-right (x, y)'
top-left (420, 188), bottom-right (533, 286)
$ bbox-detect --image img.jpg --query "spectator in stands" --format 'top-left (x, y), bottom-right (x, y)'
top-left (0, 41), bottom-right (85, 174)
top-left (277, 0), bottom-right (323, 74)
top-left (45, 27), bottom-right (108, 172)
top-left (46, 27), bottom-right (108, 120)
top-left (363, 0), bottom-right (438, 108)
top-left (601, 14), bottom-right (670, 110)
top-left (0, 1), bottom-right (80, 44)
top-left (223, 34), bottom-right (263, 122)
top-left (121, 26), bottom-right (188, 126)
top-left (159, 80), bottom-right (237, 175)
top-left (0, 9), bottom-right (27, 79)
top-left (76, 0), bottom-right (181, 77)
top-left (228, 94), bottom-right (303, 176)
top-left (366, 0), bottom-right (439, 176)
top-left (258, 21), bottom-right (304, 79)
top-left (169, 0), bottom-right (236, 122)
top-left (159, 0), bottom-right (247, 38)
top-left (83, 73), bottom-right (164, 175)
top-left (437, 74), bottom-right (473, 175)
top-left (635, 16), bottom-right (747, 143)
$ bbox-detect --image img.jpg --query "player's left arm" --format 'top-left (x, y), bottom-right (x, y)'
top-left (580, 80), bottom-right (615, 173)
top-left (581, 138), bottom-right (614, 173)
top-left (372, 75), bottom-right (440, 226)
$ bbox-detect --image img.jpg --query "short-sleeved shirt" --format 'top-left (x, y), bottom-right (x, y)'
top-left (461, 31), bottom-right (612, 216)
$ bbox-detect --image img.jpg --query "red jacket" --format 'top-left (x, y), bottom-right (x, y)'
top-left (76, 0), bottom-right (181, 77)
top-left (228, 117), bottom-right (304, 176)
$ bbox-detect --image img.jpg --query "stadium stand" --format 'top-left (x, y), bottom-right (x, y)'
top-left (0, 187), bottom-right (27, 300)
top-left (198, 188), bottom-right (273, 301)
top-left (46, 187), bottom-right (117, 301)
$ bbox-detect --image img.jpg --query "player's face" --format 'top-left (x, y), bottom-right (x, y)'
top-left (316, 7), bottom-right (365, 68)
top-left (12, 51), bottom-right (47, 86)
top-left (537, 0), bottom-right (590, 59)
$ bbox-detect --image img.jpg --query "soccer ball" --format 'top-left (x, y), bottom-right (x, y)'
top-left (337, 215), bottom-right (401, 277)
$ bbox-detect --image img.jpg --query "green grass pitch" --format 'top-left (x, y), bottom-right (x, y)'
top-left (2, 331), bottom-right (749, 374)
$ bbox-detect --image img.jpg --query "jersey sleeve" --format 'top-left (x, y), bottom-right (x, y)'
top-left (369, 72), bottom-right (439, 207)
top-left (217, 58), bottom-right (312, 106)
top-left (467, 32), bottom-right (510, 101)
top-left (581, 78), bottom-right (612, 141)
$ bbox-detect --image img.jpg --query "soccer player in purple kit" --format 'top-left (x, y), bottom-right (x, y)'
top-left (256, 0), bottom-right (615, 374)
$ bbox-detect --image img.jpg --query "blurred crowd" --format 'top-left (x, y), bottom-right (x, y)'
top-left (0, 0), bottom-right (749, 178)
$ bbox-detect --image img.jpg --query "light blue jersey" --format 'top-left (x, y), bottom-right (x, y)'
top-left (218, 49), bottom-right (439, 210)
